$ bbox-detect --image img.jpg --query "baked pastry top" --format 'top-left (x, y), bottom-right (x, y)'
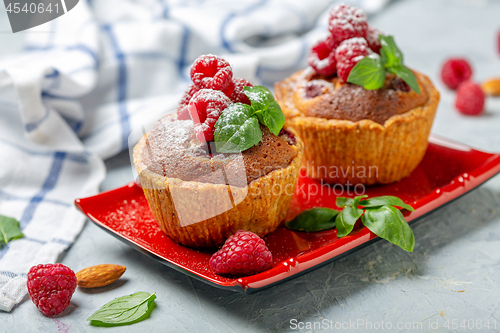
top-left (277, 69), bottom-right (430, 125)
top-left (141, 115), bottom-right (299, 186)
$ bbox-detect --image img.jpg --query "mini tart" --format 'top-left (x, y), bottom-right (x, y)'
top-left (274, 70), bottom-right (440, 185)
top-left (133, 115), bottom-right (304, 249)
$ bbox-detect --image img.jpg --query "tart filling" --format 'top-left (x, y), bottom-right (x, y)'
top-left (141, 115), bottom-right (298, 186)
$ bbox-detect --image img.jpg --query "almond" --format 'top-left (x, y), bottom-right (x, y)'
top-left (76, 264), bottom-right (126, 288)
top-left (482, 78), bottom-right (500, 96)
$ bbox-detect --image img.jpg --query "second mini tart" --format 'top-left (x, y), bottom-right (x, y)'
top-left (275, 70), bottom-right (440, 185)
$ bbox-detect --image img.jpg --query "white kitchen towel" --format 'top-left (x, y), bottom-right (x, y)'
top-left (0, 0), bottom-right (390, 312)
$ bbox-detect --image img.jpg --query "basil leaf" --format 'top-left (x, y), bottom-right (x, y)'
top-left (88, 292), bottom-right (156, 327)
top-left (380, 35), bottom-right (403, 68)
top-left (359, 195), bottom-right (415, 211)
top-left (347, 54), bottom-right (386, 90)
top-left (387, 65), bottom-right (421, 94)
top-left (361, 206), bottom-right (415, 252)
top-left (0, 215), bottom-right (24, 247)
top-left (336, 197), bottom-right (354, 208)
top-left (335, 205), bottom-right (363, 238)
top-left (244, 86), bottom-right (285, 135)
top-left (214, 103), bottom-right (262, 153)
top-left (285, 207), bottom-right (339, 232)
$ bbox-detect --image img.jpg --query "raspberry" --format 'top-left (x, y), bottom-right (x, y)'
top-left (366, 25), bottom-right (382, 54)
top-left (328, 4), bottom-right (368, 44)
top-left (335, 37), bottom-right (369, 82)
top-left (224, 78), bottom-right (253, 105)
top-left (188, 89), bottom-right (231, 142)
top-left (455, 81), bottom-right (485, 116)
top-left (177, 84), bottom-right (199, 120)
top-left (27, 263), bottom-right (77, 317)
top-left (440, 58), bottom-right (473, 90)
top-left (307, 35), bottom-right (338, 76)
top-left (190, 55), bottom-right (233, 91)
top-left (391, 77), bottom-right (411, 92)
top-left (497, 30), bottom-right (500, 56)
top-left (304, 80), bottom-right (330, 98)
top-left (209, 230), bottom-right (273, 276)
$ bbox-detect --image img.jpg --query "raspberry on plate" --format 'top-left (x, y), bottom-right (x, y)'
top-left (27, 263), bottom-right (77, 317)
top-left (440, 58), bottom-right (473, 90)
top-left (335, 37), bottom-right (369, 82)
top-left (365, 25), bottom-right (383, 54)
top-left (224, 77), bottom-right (253, 105)
top-left (307, 35), bottom-right (339, 76)
top-left (455, 81), bottom-right (485, 116)
top-left (209, 230), bottom-right (273, 276)
top-left (188, 89), bottom-right (231, 142)
top-left (190, 54), bottom-right (233, 91)
top-left (177, 84), bottom-right (199, 120)
top-left (328, 4), bottom-right (368, 44)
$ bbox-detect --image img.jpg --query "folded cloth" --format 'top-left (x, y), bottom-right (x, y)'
top-left (0, 0), bottom-right (390, 312)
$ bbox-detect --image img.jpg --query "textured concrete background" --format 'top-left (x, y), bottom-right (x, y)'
top-left (2, 0), bottom-right (500, 332)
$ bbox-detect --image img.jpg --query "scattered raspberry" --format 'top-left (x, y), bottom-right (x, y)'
top-left (188, 89), bottom-right (231, 142)
top-left (27, 263), bottom-right (77, 317)
top-left (440, 58), bottom-right (473, 90)
top-left (497, 30), bottom-right (500, 56)
top-left (328, 4), bottom-right (368, 44)
top-left (455, 81), bottom-right (485, 116)
top-left (307, 35), bottom-right (338, 76)
top-left (209, 230), bottom-right (273, 276)
top-left (190, 55), bottom-right (233, 91)
top-left (224, 78), bottom-right (253, 105)
top-left (366, 25), bottom-right (383, 54)
top-left (335, 37), bottom-right (369, 82)
top-left (177, 85), bottom-right (199, 120)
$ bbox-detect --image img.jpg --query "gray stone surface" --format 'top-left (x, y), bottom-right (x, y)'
top-left (2, 0), bottom-right (500, 332)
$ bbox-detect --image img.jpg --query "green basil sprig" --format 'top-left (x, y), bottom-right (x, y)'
top-left (285, 195), bottom-right (416, 252)
top-left (87, 292), bottom-right (156, 327)
top-left (0, 215), bottom-right (24, 248)
top-left (347, 35), bottom-right (421, 94)
top-left (214, 86), bottom-right (285, 153)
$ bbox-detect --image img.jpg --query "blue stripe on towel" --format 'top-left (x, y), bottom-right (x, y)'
top-left (102, 24), bottom-right (130, 152)
top-left (19, 152), bottom-right (67, 229)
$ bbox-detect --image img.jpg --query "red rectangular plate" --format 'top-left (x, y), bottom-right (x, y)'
top-left (75, 135), bottom-right (500, 293)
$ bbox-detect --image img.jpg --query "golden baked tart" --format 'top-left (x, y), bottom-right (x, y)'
top-left (133, 55), bottom-right (303, 249)
top-left (274, 4), bottom-right (440, 185)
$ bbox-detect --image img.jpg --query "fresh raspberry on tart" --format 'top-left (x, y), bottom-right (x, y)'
top-left (190, 54), bottom-right (233, 91)
top-left (307, 35), bottom-right (339, 76)
top-left (335, 37), bottom-right (369, 82)
top-left (328, 4), bottom-right (368, 43)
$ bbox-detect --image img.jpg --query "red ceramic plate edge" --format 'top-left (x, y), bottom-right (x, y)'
top-left (75, 137), bottom-right (500, 293)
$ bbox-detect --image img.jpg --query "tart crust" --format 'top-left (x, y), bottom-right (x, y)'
top-left (133, 130), bottom-right (304, 249)
top-left (274, 70), bottom-right (440, 185)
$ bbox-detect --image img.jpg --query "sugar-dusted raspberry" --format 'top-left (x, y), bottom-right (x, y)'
top-left (366, 25), bottom-right (383, 54)
top-left (441, 58), bottom-right (473, 90)
top-left (27, 263), bottom-right (77, 317)
top-left (209, 230), bottom-right (273, 276)
top-left (335, 37), bottom-right (369, 82)
top-left (307, 35), bottom-right (339, 76)
top-left (304, 80), bottom-right (331, 98)
top-left (224, 78), bottom-right (253, 105)
top-left (328, 4), bottom-right (368, 44)
top-left (188, 89), bottom-right (231, 142)
top-left (190, 55), bottom-right (233, 91)
top-left (455, 81), bottom-right (485, 116)
top-left (177, 84), bottom-right (199, 120)
top-left (391, 77), bottom-right (411, 92)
